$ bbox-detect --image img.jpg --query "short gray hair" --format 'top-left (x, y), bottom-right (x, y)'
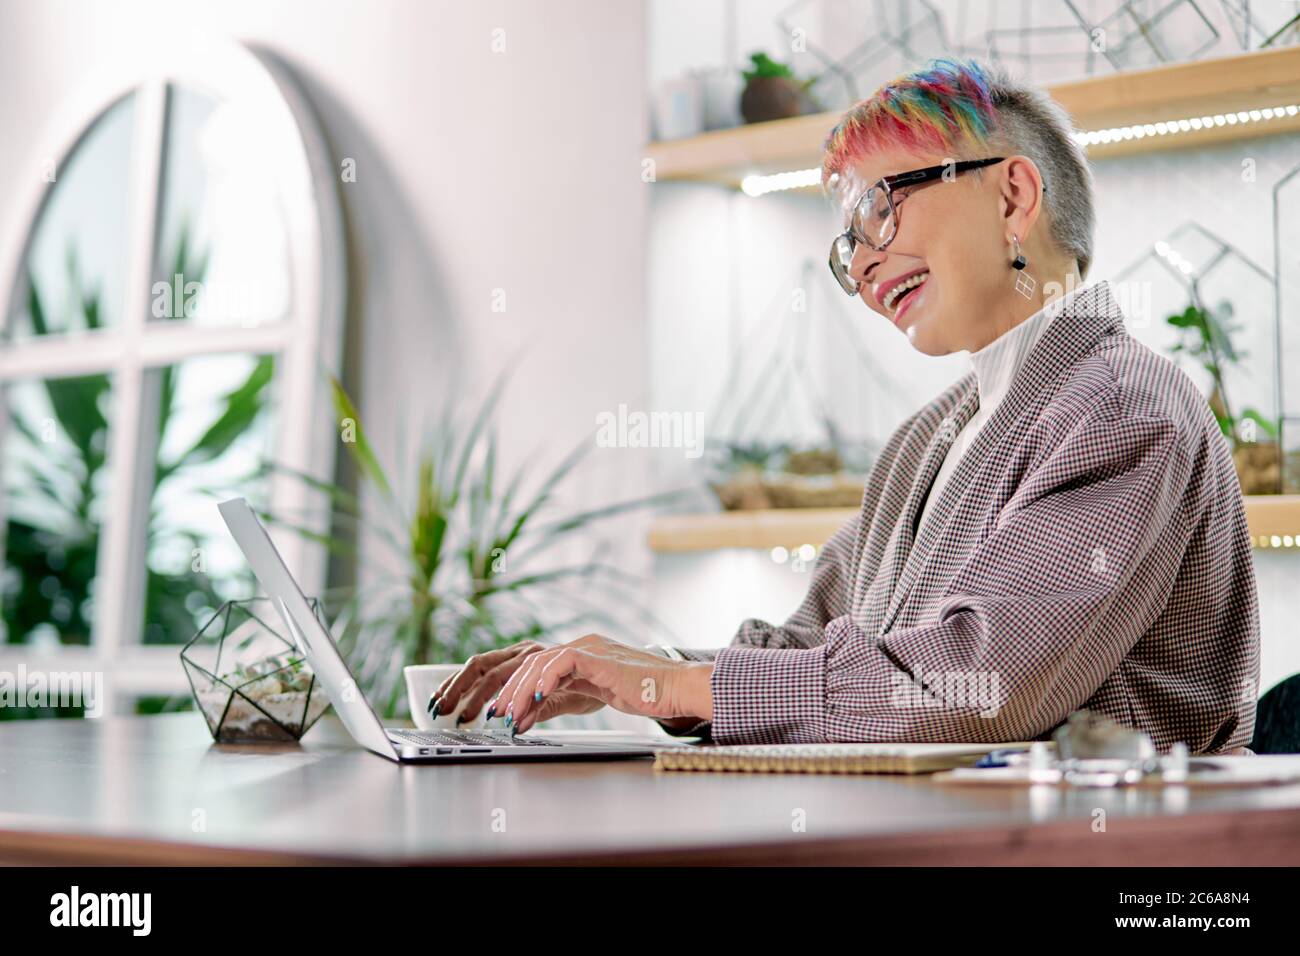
top-left (981, 65), bottom-right (1096, 278)
top-left (822, 59), bottom-right (1096, 278)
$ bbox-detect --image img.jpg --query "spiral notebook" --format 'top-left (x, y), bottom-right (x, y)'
top-left (654, 742), bottom-right (1033, 775)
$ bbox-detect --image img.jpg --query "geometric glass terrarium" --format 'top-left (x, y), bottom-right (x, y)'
top-left (181, 598), bottom-right (332, 742)
top-left (703, 260), bottom-right (895, 511)
top-left (1114, 222), bottom-right (1283, 494)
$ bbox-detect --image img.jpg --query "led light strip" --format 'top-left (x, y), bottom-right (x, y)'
top-left (1074, 103), bottom-right (1300, 147)
top-left (1255, 534), bottom-right (1300, 549)
top-left (1153, 239), bottom-right (1194, 275)
top-left (741, 167), bottom-right (821, 197)
top-left (737, 102), bottom-right (1300, 196)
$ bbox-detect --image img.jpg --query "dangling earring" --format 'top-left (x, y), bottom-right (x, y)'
top-left (1011, 234), bottom-right (1036, 298)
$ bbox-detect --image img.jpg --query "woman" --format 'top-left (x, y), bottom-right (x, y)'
top-left (432, 59), bottom-right (1259, 755)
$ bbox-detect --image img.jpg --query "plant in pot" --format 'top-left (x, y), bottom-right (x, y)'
top-left (707, 429), bottom-right (875, 511)
top-left (739, 51), bottom-right (817, 124)
top-left (763, 440), bottom-right (872, 509)
top-left (708, 440), bottom-right (789, 510)
top-left (1166, 300), bottom-right (1281, 495)
top-left (267, 373), bottom-right (678, 717)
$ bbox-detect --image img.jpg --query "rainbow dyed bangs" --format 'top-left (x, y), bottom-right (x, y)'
top-left (822, 59), bottom-right (1001, 187)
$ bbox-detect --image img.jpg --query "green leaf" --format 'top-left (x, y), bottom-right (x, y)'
top-left (163, 355), bottom-right (273, 475)
top-left (1212, 410), bottom-right (1233, 438)
top-left (41, 373), bottom-right (109, 466)
top-left (1239, 408), bottom-right (1280, 439)
top-left (26, 273), bottom-right (49, 335)
top-left (411, 451), bottom-right (449, 586)
top-left (330, 376), bottom-right (395, 502)
top-left (742, 50), bottom-right (796, 82)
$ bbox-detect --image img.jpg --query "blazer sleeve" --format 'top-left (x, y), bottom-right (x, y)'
top-left (654, 407), bottom-right (922, 739)
top-left (652, 512), bottom-right (862, 739)
top-left (708, 406), bottom-right (1203, 746)
top-left (672, 511), bottom-right (863, 664)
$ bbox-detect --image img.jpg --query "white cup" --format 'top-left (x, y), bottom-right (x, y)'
top-left (404, 664), bottom-right (488, 731)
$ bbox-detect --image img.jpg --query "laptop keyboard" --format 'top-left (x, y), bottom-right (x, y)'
top-left (388, 728), bottom-right (560, 748)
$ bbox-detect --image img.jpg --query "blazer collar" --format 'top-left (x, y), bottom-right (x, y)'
top-left (879, 280), bottom-right (1127, 635)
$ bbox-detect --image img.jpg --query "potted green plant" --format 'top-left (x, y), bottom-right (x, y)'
top-left (267, 374), bottom-right (678, 717)
top-left (1166, 300), bottom-right (1281, 494)
top-left (739, 51), bottom-right (816, 124)
top-left (707, 436), bottom-right (874, 511)
top-left (708, 440), bottom-right (787, 510)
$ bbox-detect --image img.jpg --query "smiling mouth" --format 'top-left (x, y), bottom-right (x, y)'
top-left (882, 270), bottom-right (930, 313)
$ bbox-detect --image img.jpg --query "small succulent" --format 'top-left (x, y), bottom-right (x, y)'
top-left (722, 440), bottom-right (789, 471)
top-left (223, 653), bottom-right (313, 696)
top-left (742, 51), bottom-right (798, 83)
top-left (1166, 301), bottom-right (1278, 443)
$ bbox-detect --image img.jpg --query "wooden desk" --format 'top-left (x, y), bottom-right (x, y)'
top-left (1, 714), bottom-right (1298, 865)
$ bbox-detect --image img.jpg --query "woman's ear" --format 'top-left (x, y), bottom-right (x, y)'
top-left (999, 154), bottom-right (1044, 243)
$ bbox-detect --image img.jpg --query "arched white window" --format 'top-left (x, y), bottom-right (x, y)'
top-left (0, 43), bottom-right (345, 714)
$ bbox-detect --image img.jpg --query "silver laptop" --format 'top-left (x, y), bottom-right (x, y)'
top-left (218, 497), bottom-right (664, 763)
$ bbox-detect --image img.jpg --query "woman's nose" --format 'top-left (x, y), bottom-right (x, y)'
top-left (849, 242), bottom-right (886, 293)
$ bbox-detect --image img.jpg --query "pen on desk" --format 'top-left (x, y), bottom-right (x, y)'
top-left (974, 748), bottom-right (1030, 768)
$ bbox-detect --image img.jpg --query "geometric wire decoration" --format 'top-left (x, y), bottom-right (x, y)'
top-left (980, 21), bottom-right (1111, 77)
top-left (942, 0), bottom-right (1115, 76)
top-left (769, 0), bottom-right (1300, 106)
top-left (181, 597), bottom-right (331, 742)
top-left (1114, 221), bottom-right (1281, 493)
top-left (704, 258), bottom-right (910, 491)
top-left (1218, 0), bottom-right (1271, 49)
top-left (1218, 0), bottom-right (1300, 50)
top-left (1062, 0), bottom-right (1221, 69)
top-left (777, 0), bottom-right (952, 112)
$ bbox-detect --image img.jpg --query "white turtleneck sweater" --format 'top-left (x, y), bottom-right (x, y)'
top-left (914, 283), bottom-right (1096, 536)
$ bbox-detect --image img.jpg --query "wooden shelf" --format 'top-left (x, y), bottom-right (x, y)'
top-left (648, 508), bottom-right (856, 553)
top-left (649, 496), bottom-right (1300, 553)
top-left (647, 45), bottom-right (1300, 187)
top-left (1247, 495), bottom-right (1300, 549)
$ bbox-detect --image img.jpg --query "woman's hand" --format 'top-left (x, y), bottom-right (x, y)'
top-left (494, 633), bottom-right (714, 734)
top-left (430, 642), bottom-right (605, 724)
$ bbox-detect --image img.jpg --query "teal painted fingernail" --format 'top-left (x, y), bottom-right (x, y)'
top-left (534, 690), bottom-right (542, 702)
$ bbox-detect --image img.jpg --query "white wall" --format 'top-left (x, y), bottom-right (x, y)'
top-left (0, 0), bottom-right (669, 726)
top-left (0, 0), bottom-right (652, 493)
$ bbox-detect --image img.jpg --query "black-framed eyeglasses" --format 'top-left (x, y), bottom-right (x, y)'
top-left (828, 157), bottom-right (1009, 296)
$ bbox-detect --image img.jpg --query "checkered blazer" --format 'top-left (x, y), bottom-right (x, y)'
top-left (671, 282), bottom-right (1260, 754)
